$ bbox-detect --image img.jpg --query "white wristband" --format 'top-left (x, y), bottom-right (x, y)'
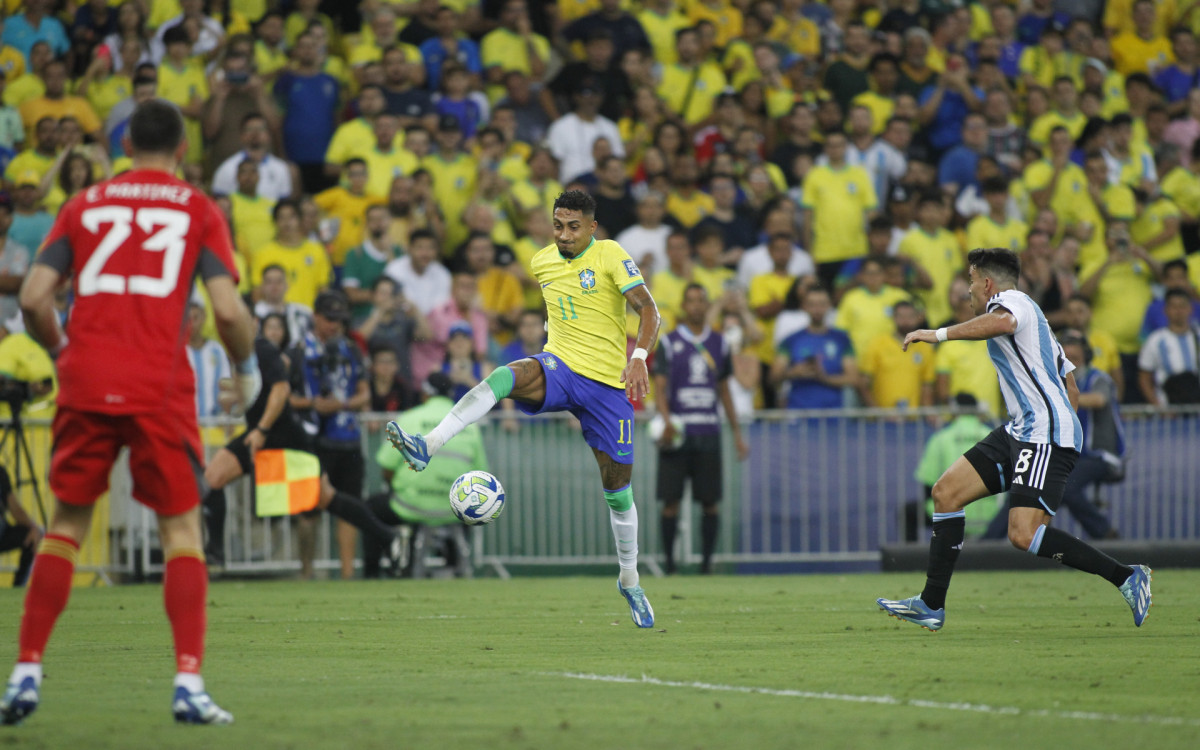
top-left (935, 327), bottom-right (949, 343)
top-left (631, 347), bottom-right (648, 361)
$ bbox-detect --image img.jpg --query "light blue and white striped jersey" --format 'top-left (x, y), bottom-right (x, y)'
top-left (1137, 323), bottom-right (1200, 403)
top-left (985, 289), bottom-right (1082, 448)
top-left (187, 339), bottom-right (232, 418)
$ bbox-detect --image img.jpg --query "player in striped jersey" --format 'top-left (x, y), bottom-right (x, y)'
top-left (877, 247), bottom-right (1152, 631)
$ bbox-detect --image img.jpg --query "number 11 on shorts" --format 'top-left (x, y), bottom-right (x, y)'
top-left (617, 418), bottom-right (633, 444)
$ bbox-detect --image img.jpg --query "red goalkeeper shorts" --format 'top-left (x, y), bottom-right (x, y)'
top-left (50, 406), bottom-right (206, 516)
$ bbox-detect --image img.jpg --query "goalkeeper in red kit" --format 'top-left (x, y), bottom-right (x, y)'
top-left (1, 100), bottom-right (260, 726)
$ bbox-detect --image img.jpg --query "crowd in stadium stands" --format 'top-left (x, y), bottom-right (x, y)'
top-left (0, 0), bottom-right (1198, 442)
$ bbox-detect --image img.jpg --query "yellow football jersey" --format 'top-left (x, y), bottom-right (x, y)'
top-left (533, 238), bottom-right (646, 389)
top-left (966, 215), bottom-right (1029, 256)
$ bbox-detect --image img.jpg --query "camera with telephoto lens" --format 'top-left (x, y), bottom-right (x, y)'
top-left (316, 339), bottom-right (349, 398)
top-left (0, 376), bottom-right (49, 409)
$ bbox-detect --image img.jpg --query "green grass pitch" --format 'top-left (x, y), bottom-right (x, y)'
top-left (1, 570), bottom-right (1197, 750)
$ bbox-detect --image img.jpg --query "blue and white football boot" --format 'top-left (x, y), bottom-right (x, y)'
top-left (618, 580), bottom-right (655, 628)
top-left (0, 677), bottom-right (38, 725)
top-left (172, 686), bottom-right (234, 725)
top-left (876, 595), bottom-right (945, 631)
top-left (385, 421), bottom-right (430, 472)
top-left (1118, 565), bottom-right (1153, 627)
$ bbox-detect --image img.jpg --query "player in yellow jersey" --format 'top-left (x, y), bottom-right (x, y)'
top-left (387, 191), bottom-right (662, 627)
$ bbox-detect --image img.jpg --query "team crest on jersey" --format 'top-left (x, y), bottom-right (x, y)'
top-left (579, 269), bottom-right (596, 290)
top-left (622, 259), bottom-right (639, 277)
top-left (847, 183), bottom-right (857, 195)
top-left (543, 355), bottom-right (558, 370)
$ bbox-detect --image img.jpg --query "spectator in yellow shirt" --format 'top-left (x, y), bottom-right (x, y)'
top-left (2, 40), bottom-right (48, 109)
top-left (651, 230), bottom-right (695, 331)
top-left (1105, 0), bottom-right (1178, 40)
top-left (934, 277), bottom-right (1004, 418)
top-left (899, 191), bottom-right (963, 328)
top-left (156, 25), bottom-right (208, 165)
top-left (666, 154), bottom-right (715, 228)
top-left (1061, 298), bottom-right (1124, 406)
top-left (313, 159), bottom-right (382, 267)
top-left (1028, 77), bottom-right (1088, 146)
top-left (965, 177), bottom-right (1029, 255)
top-left (253, 11), bottom-right (288, 81)
top-left (858, 300), bottom-right (936, 408)
top-left (422, 115), bottom-right (478, 251)
top-left (461, 232), bottom-right (524, 346)
top-left (1080, 223), bottom-right (1162, 386)
top-left (3, 116), bottom-right (55, 187)
top-left (480, 0), bottom-right (551, 102)
top-left (229, 160), bottom-right (277, 263)
top-left (748, 235), bottom-right (798, 370)
top-left (768, 0), bottom-right (821, 59)
top-left (325, 84), bottom-right (400, 180)
top-left (657, 26), bottom-right (727, 127)
top-left (362, 113), bottom-right (419, 200)
top-left (637, 0), bottom-right (690, 66)
top-left (689, 0), bottom-right (743, 49)
top-left (251, 199), bottom-right (333, 309)
top-left (1111, 0), bottom-right (1175, 75)
top-left (800, 131), bottom-right (878, 287)
top-left (834, 257), bottom-right (913, 358)
top-left (18, 59), bottom-right (101, 148)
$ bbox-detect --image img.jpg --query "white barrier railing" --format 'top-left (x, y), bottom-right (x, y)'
top-left (3, 406), bottom-right (1198, 580)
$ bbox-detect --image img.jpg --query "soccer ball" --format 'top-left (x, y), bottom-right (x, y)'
top-left (449, 471), bottom-right (506, 526)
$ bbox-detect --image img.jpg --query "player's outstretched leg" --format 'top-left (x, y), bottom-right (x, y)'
top-left (1019, 522), bottom-right (1151, 626)
top-left (387, 367), bottom-right (517, 471)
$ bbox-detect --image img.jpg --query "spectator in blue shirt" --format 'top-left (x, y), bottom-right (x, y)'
top-left (917, 53), bottom-right (982, 156)
top-left (771, 287), bottom-right (859, 409)
top-left (1141, 260), bottom-right (1200, 337)
top-left (273, 31), bottom-right (339, 193)
top-left (419, 6), bottom-right (482, 93)
top-left (1016, 0), bottom-right (1071, 45)
top-left (938, 112), bottom-right (987, 198)
top-left (562, 0), bottom-right (651, 60)
top-left (1, 0), bottom-right (69, 66)
top-left (498, 309), bottom-right (546, 365)
top-left (1152, 28), bottom-right (1199, 114)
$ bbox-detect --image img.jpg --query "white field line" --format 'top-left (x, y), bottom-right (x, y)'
top-left (544, 672), bottom-right (1200, 728)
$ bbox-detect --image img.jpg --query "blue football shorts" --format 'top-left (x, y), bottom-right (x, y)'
top-left (514, 352), bottom-right (636, 465)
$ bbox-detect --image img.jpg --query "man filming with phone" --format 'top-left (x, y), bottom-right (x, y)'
top-left (202, 48), bottom-right (282, 177)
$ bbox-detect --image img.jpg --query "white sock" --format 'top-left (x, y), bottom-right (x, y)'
top-left (174, 672), bottom-right (205, 694)
top-left (426, 381), bottom-right (499, 454)
top-left (610, 505), bottom-right (639, 588)
top-left (11, 662), bottom-right (42, 687)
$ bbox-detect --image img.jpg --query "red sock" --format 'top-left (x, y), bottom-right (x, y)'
top-left (18, 534), bottom-right (80, 663)
top-left (163, 550), bottom-right (208, 674)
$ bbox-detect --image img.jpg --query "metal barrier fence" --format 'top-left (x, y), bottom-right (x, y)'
top-left (3, 407), bottom-right (1198, 580)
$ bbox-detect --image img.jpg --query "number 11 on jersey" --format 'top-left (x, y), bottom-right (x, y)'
top-left (557, 296), bottom-right (577, 321)
top-left (617, 418), bottom-right (633, 444)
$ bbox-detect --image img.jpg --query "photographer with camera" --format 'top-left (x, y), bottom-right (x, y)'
top-left (0, 316), bottom-right (55, 418)
top-left (289, 291), bottom-right (372, 579)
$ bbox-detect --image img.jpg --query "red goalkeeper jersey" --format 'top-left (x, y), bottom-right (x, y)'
top-left (37, 169), bottom-right (239, 415)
